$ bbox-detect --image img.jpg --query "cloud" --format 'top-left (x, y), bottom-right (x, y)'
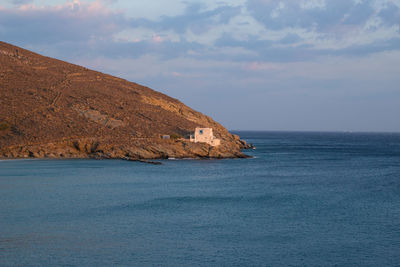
top-left (300, 0), bottom-right (326, 10)
top-left (0, 1), bottom-right (121, 44)
top-left (11, 0), bottom-right (33, 5)
top-left (0, 1), bottom-right (239, 59)
top-left (127, 2), bottom-right (242, 36)
top-left (1, 0), bottom-right (400, 131)
top-left (152, 34), bottom-right (163, 43)
top-left (378, 1), bottom-right (400, 25)
top-left (246, 0), bottom-right (373, 30)
top-left (2, 0), bottom-right (399, 64)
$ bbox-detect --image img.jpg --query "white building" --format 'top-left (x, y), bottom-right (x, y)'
top-left (190, 127), bottom-right (221, 146)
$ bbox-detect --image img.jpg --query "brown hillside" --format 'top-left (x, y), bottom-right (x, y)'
top-left (0, 41), bottom-right (249, 160)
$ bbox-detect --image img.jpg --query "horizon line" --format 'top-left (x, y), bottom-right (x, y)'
top-left (229, 130), bottom-right (400, 134)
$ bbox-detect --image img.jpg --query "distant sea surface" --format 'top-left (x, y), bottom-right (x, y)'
top-left (1, 131), bottom-right (400, 266)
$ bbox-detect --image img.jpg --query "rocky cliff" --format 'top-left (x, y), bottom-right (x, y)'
top-left (0, 41), bottom-right (250, 160)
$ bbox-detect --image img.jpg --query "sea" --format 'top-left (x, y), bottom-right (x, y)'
top-left (1, 131), bottom-right (400, 266)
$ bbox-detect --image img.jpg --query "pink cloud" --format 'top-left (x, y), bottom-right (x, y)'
top-left (171, 71), bottom-right (182, 77)
top-left (152, 34), bottom-right (163, 43)
top-left (2, 0), bottom-right (123, 45)
top-left (15, 0), bottom-right (116, 18)
top-left (245, 61), bottom-right (282, 71)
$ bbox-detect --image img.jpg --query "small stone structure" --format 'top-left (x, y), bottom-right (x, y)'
top-left (161, 135), bottom-right (170, 139)
top-left (190, 127), bottom-right (221, 146)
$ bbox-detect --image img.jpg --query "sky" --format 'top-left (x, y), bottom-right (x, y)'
top-left (1, 0), bottom-right (399, 132)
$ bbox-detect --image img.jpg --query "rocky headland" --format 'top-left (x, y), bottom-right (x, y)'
top-left (0, 41), bottom-right (251, 161)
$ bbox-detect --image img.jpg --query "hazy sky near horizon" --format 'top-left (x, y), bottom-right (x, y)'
top-left (1, 0), bottom-right (399, 131)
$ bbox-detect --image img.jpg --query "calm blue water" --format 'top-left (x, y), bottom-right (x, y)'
top-left (1, 131), bottom-right (400, 266)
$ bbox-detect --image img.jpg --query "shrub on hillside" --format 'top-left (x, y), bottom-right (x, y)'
top-left (0, 122), bottom-right (10, 131)
top-left (170, 133), bottom-right (182, 139)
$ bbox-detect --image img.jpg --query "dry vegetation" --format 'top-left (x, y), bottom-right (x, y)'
top-left (0, 41), bottom-right (249, 160)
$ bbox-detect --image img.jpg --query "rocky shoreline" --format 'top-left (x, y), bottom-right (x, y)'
top-left (0, 137), bottom-right (252, 163)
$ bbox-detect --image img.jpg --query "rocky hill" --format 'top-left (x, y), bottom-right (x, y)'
top-left (0, 41), bottom-right (249, 160)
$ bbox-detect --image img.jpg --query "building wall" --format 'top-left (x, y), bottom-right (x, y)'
top-left (193, 127), bottom-right (221, 146)
top-left (194, 128), bottom-right (213, 143)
